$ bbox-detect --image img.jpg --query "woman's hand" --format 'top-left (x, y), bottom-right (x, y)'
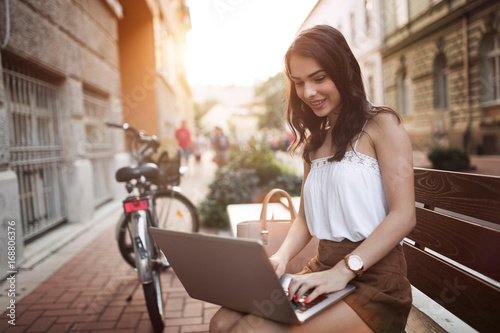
top-left (269, 254), bottom-right (288, 278)
top-left (287, 262), bottom-right (355, 303)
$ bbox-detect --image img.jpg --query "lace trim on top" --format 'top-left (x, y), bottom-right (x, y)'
top-left (311, 151), bottom-right (380, 175)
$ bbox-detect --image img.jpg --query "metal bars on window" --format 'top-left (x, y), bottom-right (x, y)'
top-left (487, 34), bottom-right (500, 101)
top-left (3, 65), bottom-right (67, 241)
top-left (83, 92), bottom-right (113, 207)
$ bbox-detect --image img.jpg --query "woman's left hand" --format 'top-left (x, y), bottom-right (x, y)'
top-left (287, 263), bottom-right (355, 303)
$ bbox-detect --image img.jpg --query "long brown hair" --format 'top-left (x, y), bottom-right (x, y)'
top-left (284, 25), bottom-right (400, 164)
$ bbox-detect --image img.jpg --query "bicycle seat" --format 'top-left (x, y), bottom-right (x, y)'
top-left (115, 163), bottom-right (159, 182)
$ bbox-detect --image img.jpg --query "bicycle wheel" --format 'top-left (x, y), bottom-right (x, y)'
top-left (117, 189), bottom-right (199, 268)
top-left (154, 189), bottom-right (199, 233)
top-left (142, 246), bottom-right (165, 332)
top-left (117, 214), bottom-right (136, 268)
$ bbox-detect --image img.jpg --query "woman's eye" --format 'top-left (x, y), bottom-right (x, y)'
top-left (295, 81), bottom-right (304, 87)
top-left (315, 76), bottom-right (326, 82)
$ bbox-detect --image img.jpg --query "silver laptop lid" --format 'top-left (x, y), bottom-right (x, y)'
top-left (149, 228), bottom-right (355, 325)
top-left (149, 228), bottom-right (298, 324)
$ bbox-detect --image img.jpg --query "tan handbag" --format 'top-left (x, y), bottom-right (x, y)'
top-left (236, 188), bottom-right (319, 274)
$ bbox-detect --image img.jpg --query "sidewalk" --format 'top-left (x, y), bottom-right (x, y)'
top-left (0, 152), bottom-right (220, 333)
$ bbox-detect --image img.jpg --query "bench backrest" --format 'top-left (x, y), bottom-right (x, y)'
top-left (405, 168), bottom-right (500, 332)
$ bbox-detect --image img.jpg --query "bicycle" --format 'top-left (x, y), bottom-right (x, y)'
top-left (107, 122), bottom-right (199, 331)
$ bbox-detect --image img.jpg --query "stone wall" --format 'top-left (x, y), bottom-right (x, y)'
top-left (0, 0), bottom-right (125, 277)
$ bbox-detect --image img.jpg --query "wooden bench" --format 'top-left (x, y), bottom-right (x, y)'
top-left (404, 168), bottom-right (500, 332)
top-left (226, 168), bottom-right (500, 332)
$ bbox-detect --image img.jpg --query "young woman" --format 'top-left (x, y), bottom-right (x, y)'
top-left (210, 25), bottom-right (416, 333)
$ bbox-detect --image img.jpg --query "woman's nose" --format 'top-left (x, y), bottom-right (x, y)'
top-left (304, 83), bottom-right (316, 98)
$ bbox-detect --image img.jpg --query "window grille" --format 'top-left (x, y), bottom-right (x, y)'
top-left (83, 91), bottom-right (113, 207)
top-left (434, 54), bottom-right (449, 109)
top-left (397, 68), bottom-right (411, 115)
top-left (486, 34), bottom-right (500, 102)
top-left (3, 60), bottom-right (67, 240)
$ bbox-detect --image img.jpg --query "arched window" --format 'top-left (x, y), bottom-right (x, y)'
top-left (397, 65), bottom-right (411, 115)
top-left (434, 54), bottom-right (449, 109)
top-left (481, 33), bottom-right (500, 102)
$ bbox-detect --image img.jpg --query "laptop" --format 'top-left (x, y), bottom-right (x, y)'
top-left (149, 228), bottom-right (355, 325)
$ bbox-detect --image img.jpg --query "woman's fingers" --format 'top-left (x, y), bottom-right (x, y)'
top-left (303, 286), bottom-right (322, 303)
top-left (288, 275), bottom-right (313, 301)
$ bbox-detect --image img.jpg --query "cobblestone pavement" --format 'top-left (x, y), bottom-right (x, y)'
top-left (0, 224), bottom-right (220, 333)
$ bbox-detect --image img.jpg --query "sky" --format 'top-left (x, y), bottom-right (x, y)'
top-left (185, 0), bottom-right (318, 87)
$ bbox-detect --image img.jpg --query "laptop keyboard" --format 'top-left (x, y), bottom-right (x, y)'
top-left (284, 289), bottom-right (328, 313)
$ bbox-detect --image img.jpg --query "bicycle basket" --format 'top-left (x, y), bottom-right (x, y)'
top-left (156, 150), bottom-right (181, 186)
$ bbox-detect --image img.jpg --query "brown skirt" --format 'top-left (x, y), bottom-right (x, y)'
top-left (297, 239), bottom-right (412, 333)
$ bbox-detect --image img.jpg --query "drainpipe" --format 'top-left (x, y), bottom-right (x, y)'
top-left (463, 14), bottom-right (472, 153)
top-left (1, 0), bottom-right (10, 49)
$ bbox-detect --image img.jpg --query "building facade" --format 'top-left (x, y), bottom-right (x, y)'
top-left (119, 0), bottom-right (192, 139)
top-left (0, 0), bottom-right (191, 279)
top-left (382, 0), bottom-right (500, 154)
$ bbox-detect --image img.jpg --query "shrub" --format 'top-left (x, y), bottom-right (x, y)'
top-left (198, 140), bottom-right (302, 229)
top-left (428, 146), bottom-right (470, 171)
top-left (198, 168), bottom-right (259, 229)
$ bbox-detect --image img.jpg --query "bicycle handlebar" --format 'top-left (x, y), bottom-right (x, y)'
top-left (105, 121), bottom-right (126, 129)
top-left (106, 121), bottom-right (161, 161)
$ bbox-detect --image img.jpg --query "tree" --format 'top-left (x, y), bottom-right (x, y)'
top-left (255, 72), bottom-right (287, 130)
top-left (193, 98), bottom-right (217, 131)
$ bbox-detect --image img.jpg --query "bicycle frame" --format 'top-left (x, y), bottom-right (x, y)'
top-left (122, 194), bottom-right (159, 284)
top-left (114, 184), bottom-right (183, 242)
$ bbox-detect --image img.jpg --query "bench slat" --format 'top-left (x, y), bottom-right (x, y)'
top-left (414, 168), bottom-right (500, 224)
top-left (407, 207), bottom-right (500, 281)
top-left (405, 305), bottom-right (447, 333)
top-left (404, 244), bottom-right (500, 332)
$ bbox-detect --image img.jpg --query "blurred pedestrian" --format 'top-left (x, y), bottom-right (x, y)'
top-left (191, 131), bottom-right (206, 163)
top-left (211, 126), bottom-right (230, 168)
top-left (175, 120), bottom-right (191, 165)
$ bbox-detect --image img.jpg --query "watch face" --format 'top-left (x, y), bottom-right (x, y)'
top-left (348, 256), bottom-right (363, 270)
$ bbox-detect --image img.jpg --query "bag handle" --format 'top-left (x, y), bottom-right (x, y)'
top-left (259, 189), bottom-right (297, 244)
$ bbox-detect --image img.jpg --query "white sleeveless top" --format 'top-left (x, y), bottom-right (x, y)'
top-left (303, 128), bottom-right (389, 242)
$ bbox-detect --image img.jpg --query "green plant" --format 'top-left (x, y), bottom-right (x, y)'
top-left (427, 146), bottom-right (470, 171)
top-left (227, 139), bottom-right (282, 185)
top-left (198, 140), bottom-right (303, 229)
top-left (198, 168), bottom-right (259, 229)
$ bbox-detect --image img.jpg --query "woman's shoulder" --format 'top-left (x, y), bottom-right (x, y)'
top-left (366, 109), bottom-right (404, 138)
top-left (368, 108), bottom-right (400, 127)
top-left (367, 109), bottom-right (411, 154)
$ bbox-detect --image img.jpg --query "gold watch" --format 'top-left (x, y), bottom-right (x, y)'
top-left (344, 254), bottom-right (364, 277)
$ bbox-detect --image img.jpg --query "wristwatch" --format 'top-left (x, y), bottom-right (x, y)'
top-left (344, 254), bottom-right (364, 278)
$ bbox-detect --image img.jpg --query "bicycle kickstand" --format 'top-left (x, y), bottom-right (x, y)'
top-left (126, 280), bottom-right (141, 302)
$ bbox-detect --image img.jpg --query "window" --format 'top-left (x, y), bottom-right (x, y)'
top-left (365, 0), bottom-right (373, 35)
top-left (434, 54), bottom-right (449, 109)
top-left (482, 33), bottom-right (500, 102)
top-left (395, 0), bottom-right (408, 28)
top-left (350, 13), bottom-right (356, 46)
top-left (83, 90), bottom-right (114, 207)
top-left (2, 57), bottom-right (66, 240)
top-left (397, 63), bottom-right (411, 115)
top-left (367, 75), bottom-right (375, 103)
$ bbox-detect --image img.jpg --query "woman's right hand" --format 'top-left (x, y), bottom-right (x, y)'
top-left (269, 254), bottom-right (288, 278)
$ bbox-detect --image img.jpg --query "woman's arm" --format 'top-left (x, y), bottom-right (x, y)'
top-left (269, 161), bottom-right (313, 277)
top-left (289, 112), bottom-right (416, 302)
top-left (347, 112), bottom-right (416, 271)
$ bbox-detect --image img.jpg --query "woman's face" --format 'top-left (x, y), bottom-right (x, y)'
top-left (289, 54), bottom-right (342, 123)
